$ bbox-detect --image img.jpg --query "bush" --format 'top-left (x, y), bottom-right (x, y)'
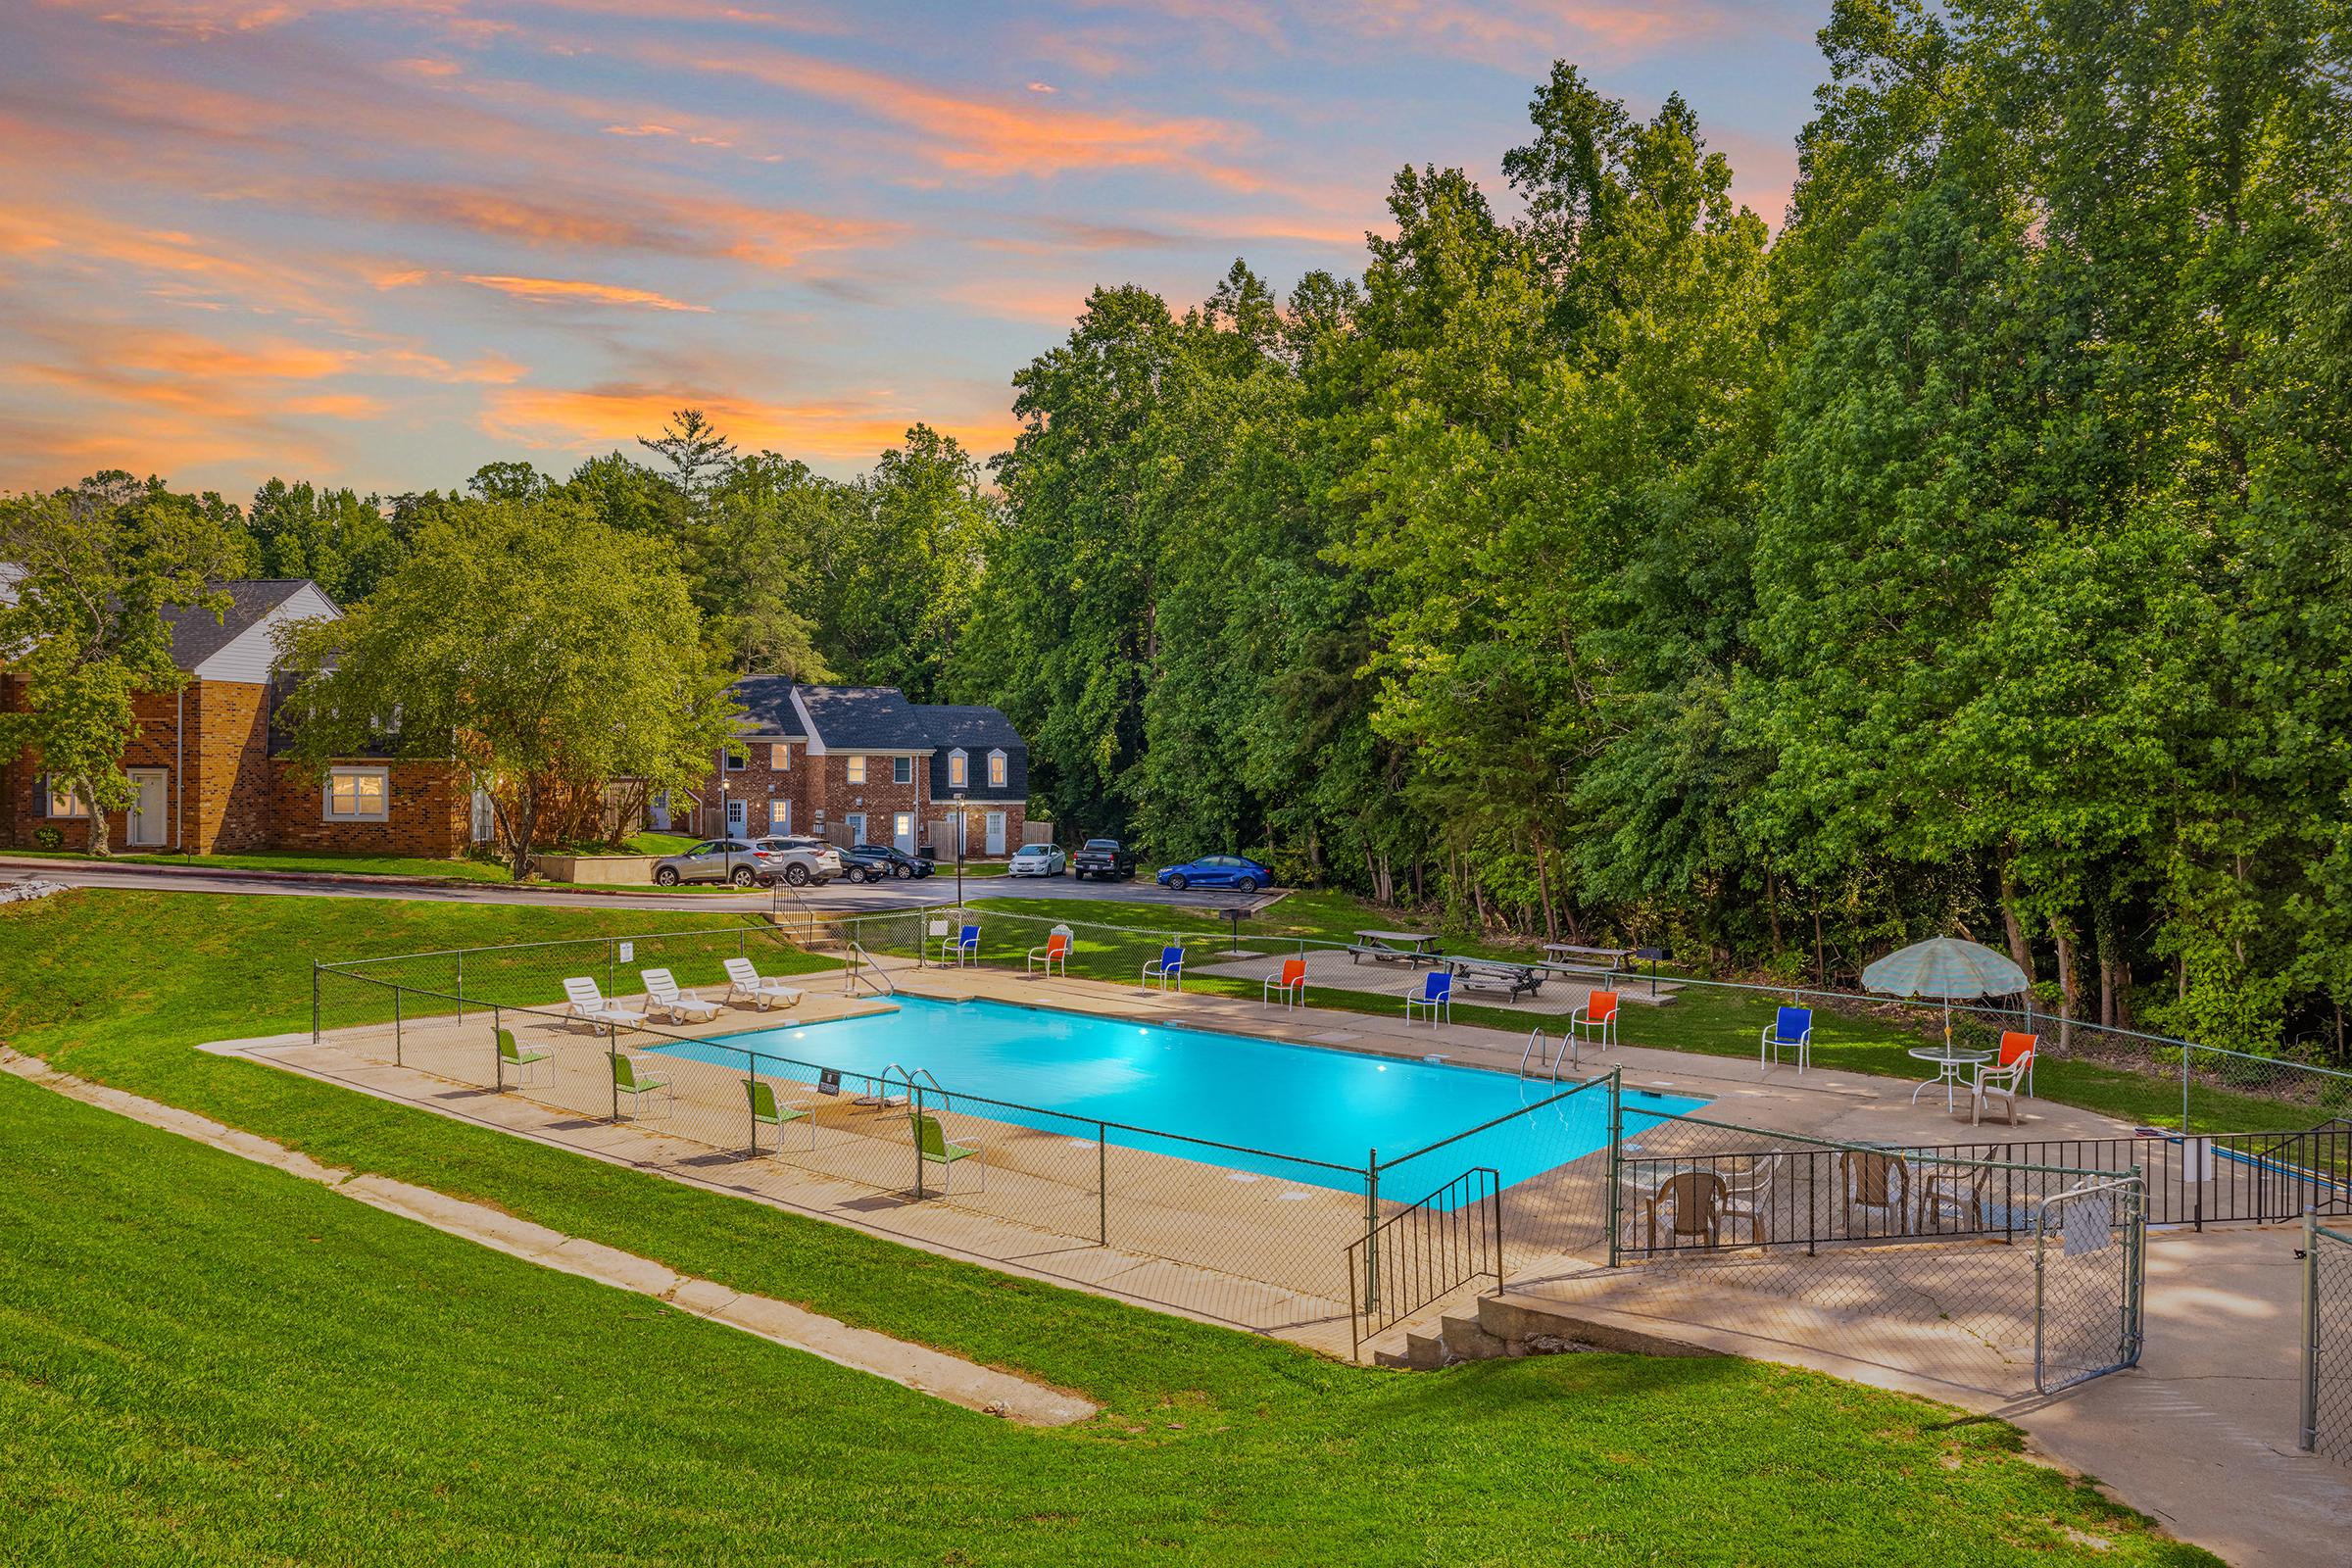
top-left (32, 827), bottom-right (64, 851)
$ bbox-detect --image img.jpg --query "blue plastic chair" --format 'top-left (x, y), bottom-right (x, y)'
top-left (1142, 945), bottom-right (1185, 991)
top-left (1760, 1004), bottom-right (1813, 1075)
top-left (1405, 969), bottom-right (1452, 1025)
top-left (943, 923), bottom-right (980, 966)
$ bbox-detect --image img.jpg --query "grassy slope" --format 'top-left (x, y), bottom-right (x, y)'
top-left (969, 893), bottom-right (2325, 1132)
top-left (0, 845), bottom-right (518, 882)
top-left (0, 983), bottom-right (2204, 1564)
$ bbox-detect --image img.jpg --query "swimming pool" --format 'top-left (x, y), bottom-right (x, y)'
top-left (646, 996), bottom-right (1705, 1194)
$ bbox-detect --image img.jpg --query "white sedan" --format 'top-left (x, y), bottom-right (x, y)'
top-left (1006, 843), bottom-right (1068, 877)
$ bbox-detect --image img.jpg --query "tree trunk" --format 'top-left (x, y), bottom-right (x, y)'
top-left (505, 787), bottom-right (540, 883)
top-left (1812, 906), bottom-right (1826, 987)
top-left (2052, 920), bottom-right (2079, 1051)
top-left (74, 777), bottom-right (112, 858)
top-left (1533, 827), bottom-right (1558, 944)
top-left (1764, 867), bottom-right (1782, 957)
top-left (1998, 861), bottom-right (2032, 978)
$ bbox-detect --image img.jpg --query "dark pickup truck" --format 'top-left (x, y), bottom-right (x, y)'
top-left (1069, 838), bottom-right (1137, 881)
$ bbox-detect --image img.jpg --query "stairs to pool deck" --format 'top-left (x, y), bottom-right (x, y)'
top-left (1366, 1291), bottom-right (1726, 1370)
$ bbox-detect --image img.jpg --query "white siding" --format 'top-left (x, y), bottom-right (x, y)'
top-left (191, 582), bottom-right (340, 684)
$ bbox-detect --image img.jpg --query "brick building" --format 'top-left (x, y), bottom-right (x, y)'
top-left (2, 578), bottom-right (485, 858)
top-left (662, 676), bottom-right (1030, 857)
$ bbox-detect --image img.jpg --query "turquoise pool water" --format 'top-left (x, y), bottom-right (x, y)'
top-left (647, 996), bottom-right (1704, 1193)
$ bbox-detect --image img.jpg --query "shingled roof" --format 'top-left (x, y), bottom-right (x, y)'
top-left (912, 704), bottom-right (1023, 751)
top-left (794, 685), bottom-right (936, 750)
top-left (729, 674), bottom-right (808, 738)
top-left (160, 579), bottom-right (318, 672)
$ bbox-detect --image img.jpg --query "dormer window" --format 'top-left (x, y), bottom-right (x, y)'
top-left (948, 749), bottom-right (968, 789)
top-left (987, 749), bottom-right (1007, 788)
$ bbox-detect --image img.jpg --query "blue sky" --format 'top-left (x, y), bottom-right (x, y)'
top-left (0, 0), bottom-right (1829, 499)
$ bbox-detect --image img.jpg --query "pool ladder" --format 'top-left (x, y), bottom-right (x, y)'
top-left (858, 1061), bottom-right (941, 1110)
top-left (1518, 1027), bottom-right (1568, 1082)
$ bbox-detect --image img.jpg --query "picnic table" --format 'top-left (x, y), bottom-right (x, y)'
top-left (1446, 956), bottom-right (1545, 1001)
top-left (1349, 930), bottom-right (1441, 965)
top-left (1543, 943), bottom-right (1633, 971)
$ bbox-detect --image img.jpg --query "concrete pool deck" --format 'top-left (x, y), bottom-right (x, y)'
top-left (232, 959), bottom-right (2344, 1565)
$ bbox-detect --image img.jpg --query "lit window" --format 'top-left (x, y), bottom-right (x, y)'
top-left (987, 750), bottom-right (1007, 787)
top-left (893, 756), bottom-right (913, 785)
top-left (846, 755), bottom-right (867, 785)
top-left (948, 750), bottom-right (967, 789)
top-left (770, 743), bottom-right (790, 770)
top-left (324, 767), bottom-right (389, 822)
top-left (39, 777), bottom-right (89, 818)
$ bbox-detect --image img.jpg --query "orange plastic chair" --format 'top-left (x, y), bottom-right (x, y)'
top-left (1263, 957), bottom-right (1308, 1008)
top-left (1570, 988), bottom-right (1620, 1054)
top-left (1026, 931), bottom-right (1071, 976)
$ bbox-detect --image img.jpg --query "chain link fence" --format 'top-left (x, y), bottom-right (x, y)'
top-left (1584, 1108), bottom-right (2144, 1397)
top-left (2305, 1216), bottom-right (2352, 1463)
top-left (808, 901), bottom-right (2352, 1136)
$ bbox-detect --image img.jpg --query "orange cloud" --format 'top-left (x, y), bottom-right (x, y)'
top-left (333, 180), bottom-right (887, 267)
top-left (482, 383), bottom-right (1015, 466)
top-left (650, 45), bottom-right (1270, 191)
top-left (457, 273), bottom-right (713, 312)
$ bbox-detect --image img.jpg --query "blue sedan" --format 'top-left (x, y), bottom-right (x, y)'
top-left (1155, 854), bottom-right (1274, 894)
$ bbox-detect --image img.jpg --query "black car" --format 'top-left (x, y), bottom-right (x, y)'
top-left (841, 843), bottom-right (934, 882)
top-left (1070, 838), bottom-right (1137, 881)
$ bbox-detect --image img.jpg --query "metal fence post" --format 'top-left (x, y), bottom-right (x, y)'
top-left (1607, 1068), bottom-right (1624, 1267)
top-left (492, 1004), bottom-right (503, 1091)
top-left (1363, 1149), bottom-right (1380, 1314)
top-left (607, 937), bottom-right (616, 1004)
top-left (311, 962), bottom-right (321, 1046)
top-left (1098, 1122), bottom-right (1108, 1246)
top-left (456, 951), bottom-right (466, 1023)
top-left (393, 985), bottom-right (404, 1067)
top-left (913, 1085), bottom-right (927, 1200)
top-left (2182, 1044), bottom-right (2194, 1135)
top-left (609, 1022), bottom-right (618, 1122)
top-left (2304, 1207), bottom-right (2322, 1453)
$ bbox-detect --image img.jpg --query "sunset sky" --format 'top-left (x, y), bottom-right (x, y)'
top-left (0, 0), bottom-right (1828, 501)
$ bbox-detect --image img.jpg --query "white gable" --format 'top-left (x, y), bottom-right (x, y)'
top-left (192, 581), bottom-right (340, 684)
top-left (790, 685), bottom-right (826, 755)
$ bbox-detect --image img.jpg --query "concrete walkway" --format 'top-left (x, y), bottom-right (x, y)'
top-left (0, 1047), bottom-right (1096, 1428)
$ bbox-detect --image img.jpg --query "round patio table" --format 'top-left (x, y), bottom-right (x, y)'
top-left (1907, 1044), bottom-right (1994, 1111)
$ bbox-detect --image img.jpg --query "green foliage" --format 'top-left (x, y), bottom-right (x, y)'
top-left (270, 496), bottom-right (740, 880)
top-left (0, 472), bottom-right (248, 855)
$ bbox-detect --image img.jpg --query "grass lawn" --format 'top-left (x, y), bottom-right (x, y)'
top-left (0, 845), bottom-right (518, 883)
top-left (966, 895), bottom-right (2334, 1134)
top-left (0, 890), bottom-right (2206, 1564)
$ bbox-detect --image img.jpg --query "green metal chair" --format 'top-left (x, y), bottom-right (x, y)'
top-left (608, 1052), bottom-right (672, 1121)
top-left (496, 1026), bottom-right (552, 1089)
top-left (743, 1076), bottom-right (814, 1153)
top-left (911, 1110), bottom-right (983, 1193)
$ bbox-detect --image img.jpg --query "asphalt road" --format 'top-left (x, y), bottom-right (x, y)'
top-left (1, 858), bottom-right (1256, 916)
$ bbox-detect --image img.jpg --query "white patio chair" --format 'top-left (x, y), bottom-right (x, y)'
top-left (562, 976), bottom-right (642, 1032)
top-left (641, 967), bottom-right (721, 1024)
top-left (722, 956), bottom-right (805, 1011)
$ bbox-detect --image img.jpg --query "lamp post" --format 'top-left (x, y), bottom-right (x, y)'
top-left (954, 791), bottom-right (966, 909)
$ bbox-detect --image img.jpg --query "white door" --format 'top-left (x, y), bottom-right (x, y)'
top-left (985, 810), bottom-right (1006, 856)
top-left (125, 768), bottom-right (167, 846)
top-left (725, 799), bottom-right (747, 836)
top-left (845, 812), bottom-right (866, 846)
top-left (894, 812), bottom-right (915, 853)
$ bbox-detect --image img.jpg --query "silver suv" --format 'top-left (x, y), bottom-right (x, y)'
top-left (652, 838), bottom-right (780, 888)
top-left (753, 837), bottom-right (845, 889)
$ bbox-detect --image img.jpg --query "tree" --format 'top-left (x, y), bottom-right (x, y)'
top-left (271, 496), bottom-right (741, 881)
top-left (247, 478), bottom-right (404, 603)
top-left (0, 473), bottom-right (248, 855)
top-left (639, 409), bottom-right (738, 505)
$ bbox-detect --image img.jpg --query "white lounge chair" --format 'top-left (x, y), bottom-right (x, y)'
top-left (723, 956), bottom-right (806, 1011)
top-left (641, 967), bottom-right (721, 1024)
top-left (563, 976), bottom-right (642, 1031)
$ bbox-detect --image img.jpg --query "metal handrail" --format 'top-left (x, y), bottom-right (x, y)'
top-left (843, 942), bottom-right (896, 996)
top-left (1347, 1164), bottom-right (1503, 1359)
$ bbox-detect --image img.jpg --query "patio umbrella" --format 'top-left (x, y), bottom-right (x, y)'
top-left (1861, 936), bottom-right (2030, 1050)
